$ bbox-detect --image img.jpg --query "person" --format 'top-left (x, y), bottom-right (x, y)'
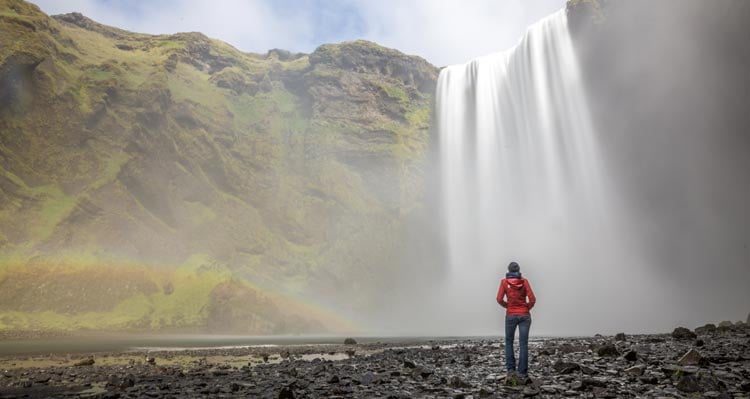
top-left (496, 261), bottom-right (536, 378)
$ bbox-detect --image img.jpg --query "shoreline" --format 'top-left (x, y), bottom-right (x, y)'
top-left (0, 325), bottom-right (748, 398)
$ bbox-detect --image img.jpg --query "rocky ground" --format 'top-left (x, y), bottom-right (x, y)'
top-left (0, 323), bottom-right (748, 398)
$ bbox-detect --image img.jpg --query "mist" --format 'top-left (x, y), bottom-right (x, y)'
top-left (372, 0), bottom-right (749, 336)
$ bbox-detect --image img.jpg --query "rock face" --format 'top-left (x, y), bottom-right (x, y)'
top-left (0, 0), bottom-right (438, 334)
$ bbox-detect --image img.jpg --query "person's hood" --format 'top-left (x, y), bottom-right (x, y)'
top-left (505, 272), bottom-right (524, 288)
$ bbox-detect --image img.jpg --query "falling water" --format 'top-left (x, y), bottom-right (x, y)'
top-left (433, 10), bottom-right (653, 335)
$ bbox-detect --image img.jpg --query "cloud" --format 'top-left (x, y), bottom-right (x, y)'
top-left (30, 0), bottom-right (564, 66)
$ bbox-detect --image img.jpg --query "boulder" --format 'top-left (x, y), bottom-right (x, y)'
top-left (614, 332), bottom-right (627, 341)
top-left (695, 323), bottom-right (716, 334)
top-left (343, 338), bottom-right (357, 345)
top-left (672, 327), bottom-right (697, 340)
top-left (623, 350), bottom-right (638, 362)
top-left (677, 349), bottom-right (703, 366)
top-left (596, 344), bottom-right (619, 357)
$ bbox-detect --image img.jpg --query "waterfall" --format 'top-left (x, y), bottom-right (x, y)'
top-left (434, 10), bottom-right (649, 335)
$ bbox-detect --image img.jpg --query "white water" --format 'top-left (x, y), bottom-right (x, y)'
top-left (434, 10), bottom-right (656, 335)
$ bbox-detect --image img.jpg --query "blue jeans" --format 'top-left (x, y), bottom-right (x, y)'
top-left (505, 314), bottom-right (531, 375)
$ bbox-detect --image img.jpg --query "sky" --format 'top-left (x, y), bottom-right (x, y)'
top-left (29, 0), bottom-right (565, 66)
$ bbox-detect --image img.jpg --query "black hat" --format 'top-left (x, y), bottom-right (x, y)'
top-left (508, 262), bottom-right (520, 273)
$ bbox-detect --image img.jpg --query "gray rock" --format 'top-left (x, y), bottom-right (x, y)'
top-left (676, 375), bottom-right (701, 393)
top-left (597, 344), bottom-right (620, 357)
top-left (552, 361), bottom-right (580, 374)
top-left (672, 327), bottom-right (697, 340)
top-left (623, 366), bottom-right (644, 376)
top-left (676, 348), bottom-right (703, 366)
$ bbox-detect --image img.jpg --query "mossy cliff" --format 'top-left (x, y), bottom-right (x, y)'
top-left (0, 0), bottom-right (438, 334)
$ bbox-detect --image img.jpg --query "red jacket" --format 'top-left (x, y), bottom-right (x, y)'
top-left (496, 275), bottom-right (536, 315)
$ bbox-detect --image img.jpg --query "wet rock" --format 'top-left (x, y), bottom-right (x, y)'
top-left (597, 344), bottom-right (620, 357)
top-left (552, 361), bottom-right (581, 374)
top-left (278, 385), bottom-right (295, 399)
top-left (623, 350), bottom-right (637, 361)
top-left (573, 378), bottom-right (607, 391)
top-left (614, 332), bottom-right (627, 341)
top-left (677, 348), bottom-right (703, 366)
top-left (638, 375), bottom-right (658, 384)
top-left (344, 338), bottom-right (357, 345)
top-left (676, 375), bottom-right (701, 393)
top-left (672, 327), bottom-right (697, 340)
top-left (358, 371), bottom-right (376, 385)
top-left (623, 365), bottom-right (643, 376)
top-left (449, 375), bottom-right (472, 388)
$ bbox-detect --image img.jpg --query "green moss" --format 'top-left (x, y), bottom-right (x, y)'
top-left (378, 81), bottom-right (409, 104)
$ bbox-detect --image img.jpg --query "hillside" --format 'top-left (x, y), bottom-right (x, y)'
top-left (0, 0), bottom-right (438, 334)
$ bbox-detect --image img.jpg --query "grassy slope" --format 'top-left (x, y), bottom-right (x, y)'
top-left (0, 0), bottom-right (437, 333)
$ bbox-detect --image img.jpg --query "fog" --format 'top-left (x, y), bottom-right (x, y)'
top-left (372, 0), bottom-right (749, 336)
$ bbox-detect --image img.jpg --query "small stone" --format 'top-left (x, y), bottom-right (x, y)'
top-left (695, 339), bottom-right (704, 347)
top-left (623, 366), bottom-right (644, 376)
top-left (359, 372), bottom-right (375, 385)
top-left (639, 375), bottom-right (658, 384)
top-left (552, 361), bottom-right (580, 374)
top-left (449, 375), bottom-right (472, 388)
top-left (403, 359), bottom-right (417, 369)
